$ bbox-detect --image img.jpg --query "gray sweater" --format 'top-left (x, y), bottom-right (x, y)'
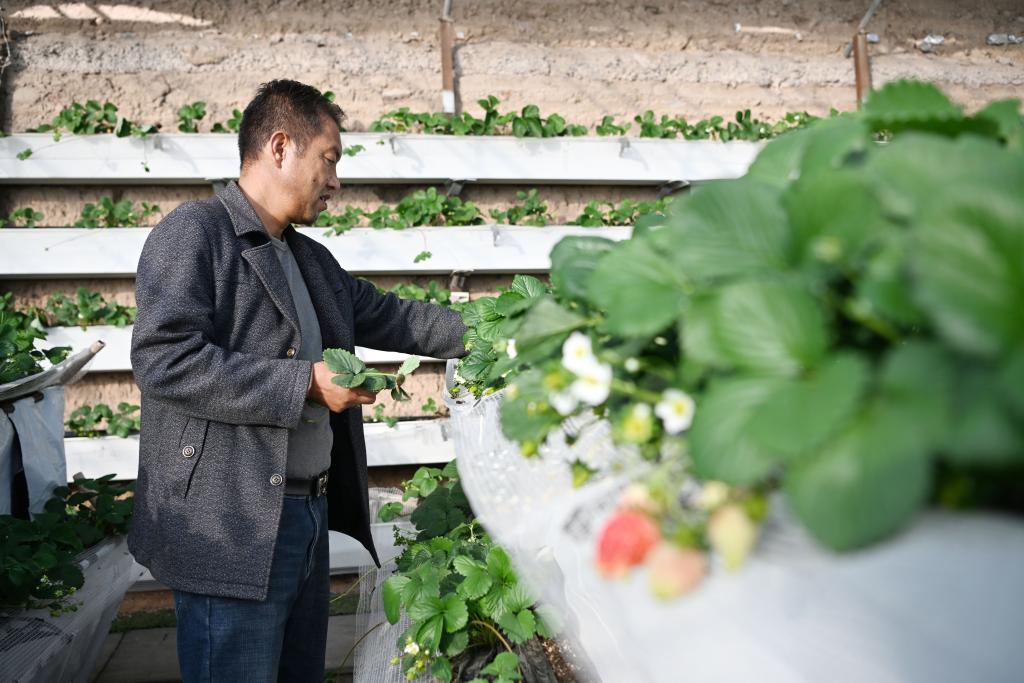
top-left (268, 232), bottom-right (333, 478)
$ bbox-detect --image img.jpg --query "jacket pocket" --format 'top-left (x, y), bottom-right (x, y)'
top-left (177, 416), bottom-right (210, 499)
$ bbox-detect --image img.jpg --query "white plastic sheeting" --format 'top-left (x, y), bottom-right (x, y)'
top-left (0, 386), bottom-right (66, 516)
top-left (1, 344), bottom-right (103, 516)
top-left (442, 361), bottom-right (1024, 683)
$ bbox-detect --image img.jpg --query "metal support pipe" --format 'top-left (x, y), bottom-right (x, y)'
top-left (440, 1), bottom-right (456, 113)
top-left (844, 0), bottom-right (883, 58)
top-left (853, 32), bottom-right (872, 108)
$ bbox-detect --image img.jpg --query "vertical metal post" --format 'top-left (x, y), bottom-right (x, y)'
top-left (440, 1), bottom-right (456, 114)
top-left (853, 32), bottom-right (872, 108)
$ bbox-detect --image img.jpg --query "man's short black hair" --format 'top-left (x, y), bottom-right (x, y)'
top-left (238, 79), bottom-right (344, 168)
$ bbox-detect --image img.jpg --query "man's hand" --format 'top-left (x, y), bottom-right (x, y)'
top-left (307, 361), bottom-right (377, 412)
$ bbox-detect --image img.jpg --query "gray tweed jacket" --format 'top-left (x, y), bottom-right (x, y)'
top-left (128, 180), bottom-right (466, 600)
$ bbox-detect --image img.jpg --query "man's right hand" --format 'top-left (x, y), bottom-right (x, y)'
top-left (307, 361), bottom-right (377, 412)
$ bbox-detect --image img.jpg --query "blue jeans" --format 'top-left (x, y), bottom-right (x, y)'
top-left (173, 494), bottom-right (329, 682)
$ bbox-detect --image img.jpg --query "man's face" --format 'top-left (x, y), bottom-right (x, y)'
top-left (279, 116), bottom-right (342, 226)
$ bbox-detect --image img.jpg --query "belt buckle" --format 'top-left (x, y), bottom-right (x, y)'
top-left (316, 472), bottom-right (329, 497)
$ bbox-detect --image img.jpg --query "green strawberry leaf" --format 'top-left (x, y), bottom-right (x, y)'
top-left (497, 609), bottom-right (536, 644)
top-left (398, 356), bottom-right (421, 377)
top-left (453, 556), bottom-right (492, 599)
top-left (323, 348), bottom-right (367, 387)
top-left (441, 594), bottom-right (469, 633)
top-left (382, 575), bottom-right (409, 624)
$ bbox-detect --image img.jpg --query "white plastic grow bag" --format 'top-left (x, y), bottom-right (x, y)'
top-left (442, 361), bottom-right (1024, 683)
top-left (0, 386), bottom-right (66, 516)
top-left (1, 343), bottom-right (104, 515)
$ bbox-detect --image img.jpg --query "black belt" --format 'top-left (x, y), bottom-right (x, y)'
top-left (284, 469), bottom-right (329, 497)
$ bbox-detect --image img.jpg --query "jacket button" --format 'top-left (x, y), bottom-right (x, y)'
top-left (270, 473), bottom-right (284, 486)
top-left (182, 445), bottom-right (196, 458)
top-left (286, 347), bottom-right (297, 358)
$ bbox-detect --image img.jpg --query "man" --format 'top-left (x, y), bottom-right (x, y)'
top-left (129, 79), bottom-right (467, 682)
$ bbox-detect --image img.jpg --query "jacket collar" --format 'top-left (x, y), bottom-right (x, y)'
top-left (217, 179), bottom-right (277, 239)
top-left (217, 179), bottom-right (351, 347)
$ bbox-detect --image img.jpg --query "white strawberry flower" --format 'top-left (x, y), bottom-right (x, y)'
top-left (561, 331), bottom-right (597, 375)
top-left (506, 338), bottom-right (518, 359)
top-left (570, 360), bottom-right (613, 406)
top-left (655, 389), bottom-right (696, 434)
top-left (550, 389), bottom-right (579, 416)
top-left (403, 639), bottom-right (420, 656)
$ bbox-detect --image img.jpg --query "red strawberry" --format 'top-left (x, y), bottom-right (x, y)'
top-left (595, 510), bottom-right (661, 578)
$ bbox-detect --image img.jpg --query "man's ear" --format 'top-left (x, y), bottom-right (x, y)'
top-left (268, 130), bottom-right (289, 167)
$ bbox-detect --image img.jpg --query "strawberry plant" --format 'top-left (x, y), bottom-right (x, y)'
top-left (451, 81), bottom-right (1024, 596)
top-left (595, 115), bottom-right (631, 136)
top-left (315, 205), bottom-right (364, 235)
top-left (371, 97), bottom-right (587, 138)
top-left (632, 110), bottom-right (685, 139)
top-left (317, 188), bottom-right (489, 234)
top-left (509, 105), bottom-right (588, 138)
top-left (0, 475), bottom-right (133, 615)
top-left (370, 97), bottom-right (509, 136)
top-left (74, 197), bottom-right (160, 228)
top-left (0, 293), bottom-right (70, 384)
top-left (67, 402), bottom-right (140, 437)
top-left (631, 108), bottom-right (819, 141)
top-left (176, 101), bottom-right (207, 133)
top-left (333, 346), bottom-right (425, 428)
top-left (364, 204), bottom-right (409, 230)
top-left (489, 190), bottom-right (553, 227)
top-left (44, 288), bottom-right (136, 328)
top-left (396, 187), bottom-right (484, 227)
top-left (449, 275), bottom-right (551, 401)
top-left (211, 108), bottom-right (243, 133)
top-left (571, 196), bottom-right (673, 227)
top-left (377, 280), bottom-right (457, 308)
top-left (314, 188), bottom-right (668, 235)
top-left (27, 100), bottom-right (157, 140)
top-left (368, 403), bottom-right (399, 429)
top-left (381, 462), bottom-right (551, 682)
top-left (368, 107), bottom-right (426, 133)
top-left (14, 96), bottom-right (819, 143)
top-left (324, 348), bottom-right (420, 400)
top-left (395, 186), bottom-right (445, 225)
top-left (0, 207), bottom-right (44, 228)
top-left (106, 403), bottom-right (142, 437)
top-left (178, 101), bottom-right (263, 135)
